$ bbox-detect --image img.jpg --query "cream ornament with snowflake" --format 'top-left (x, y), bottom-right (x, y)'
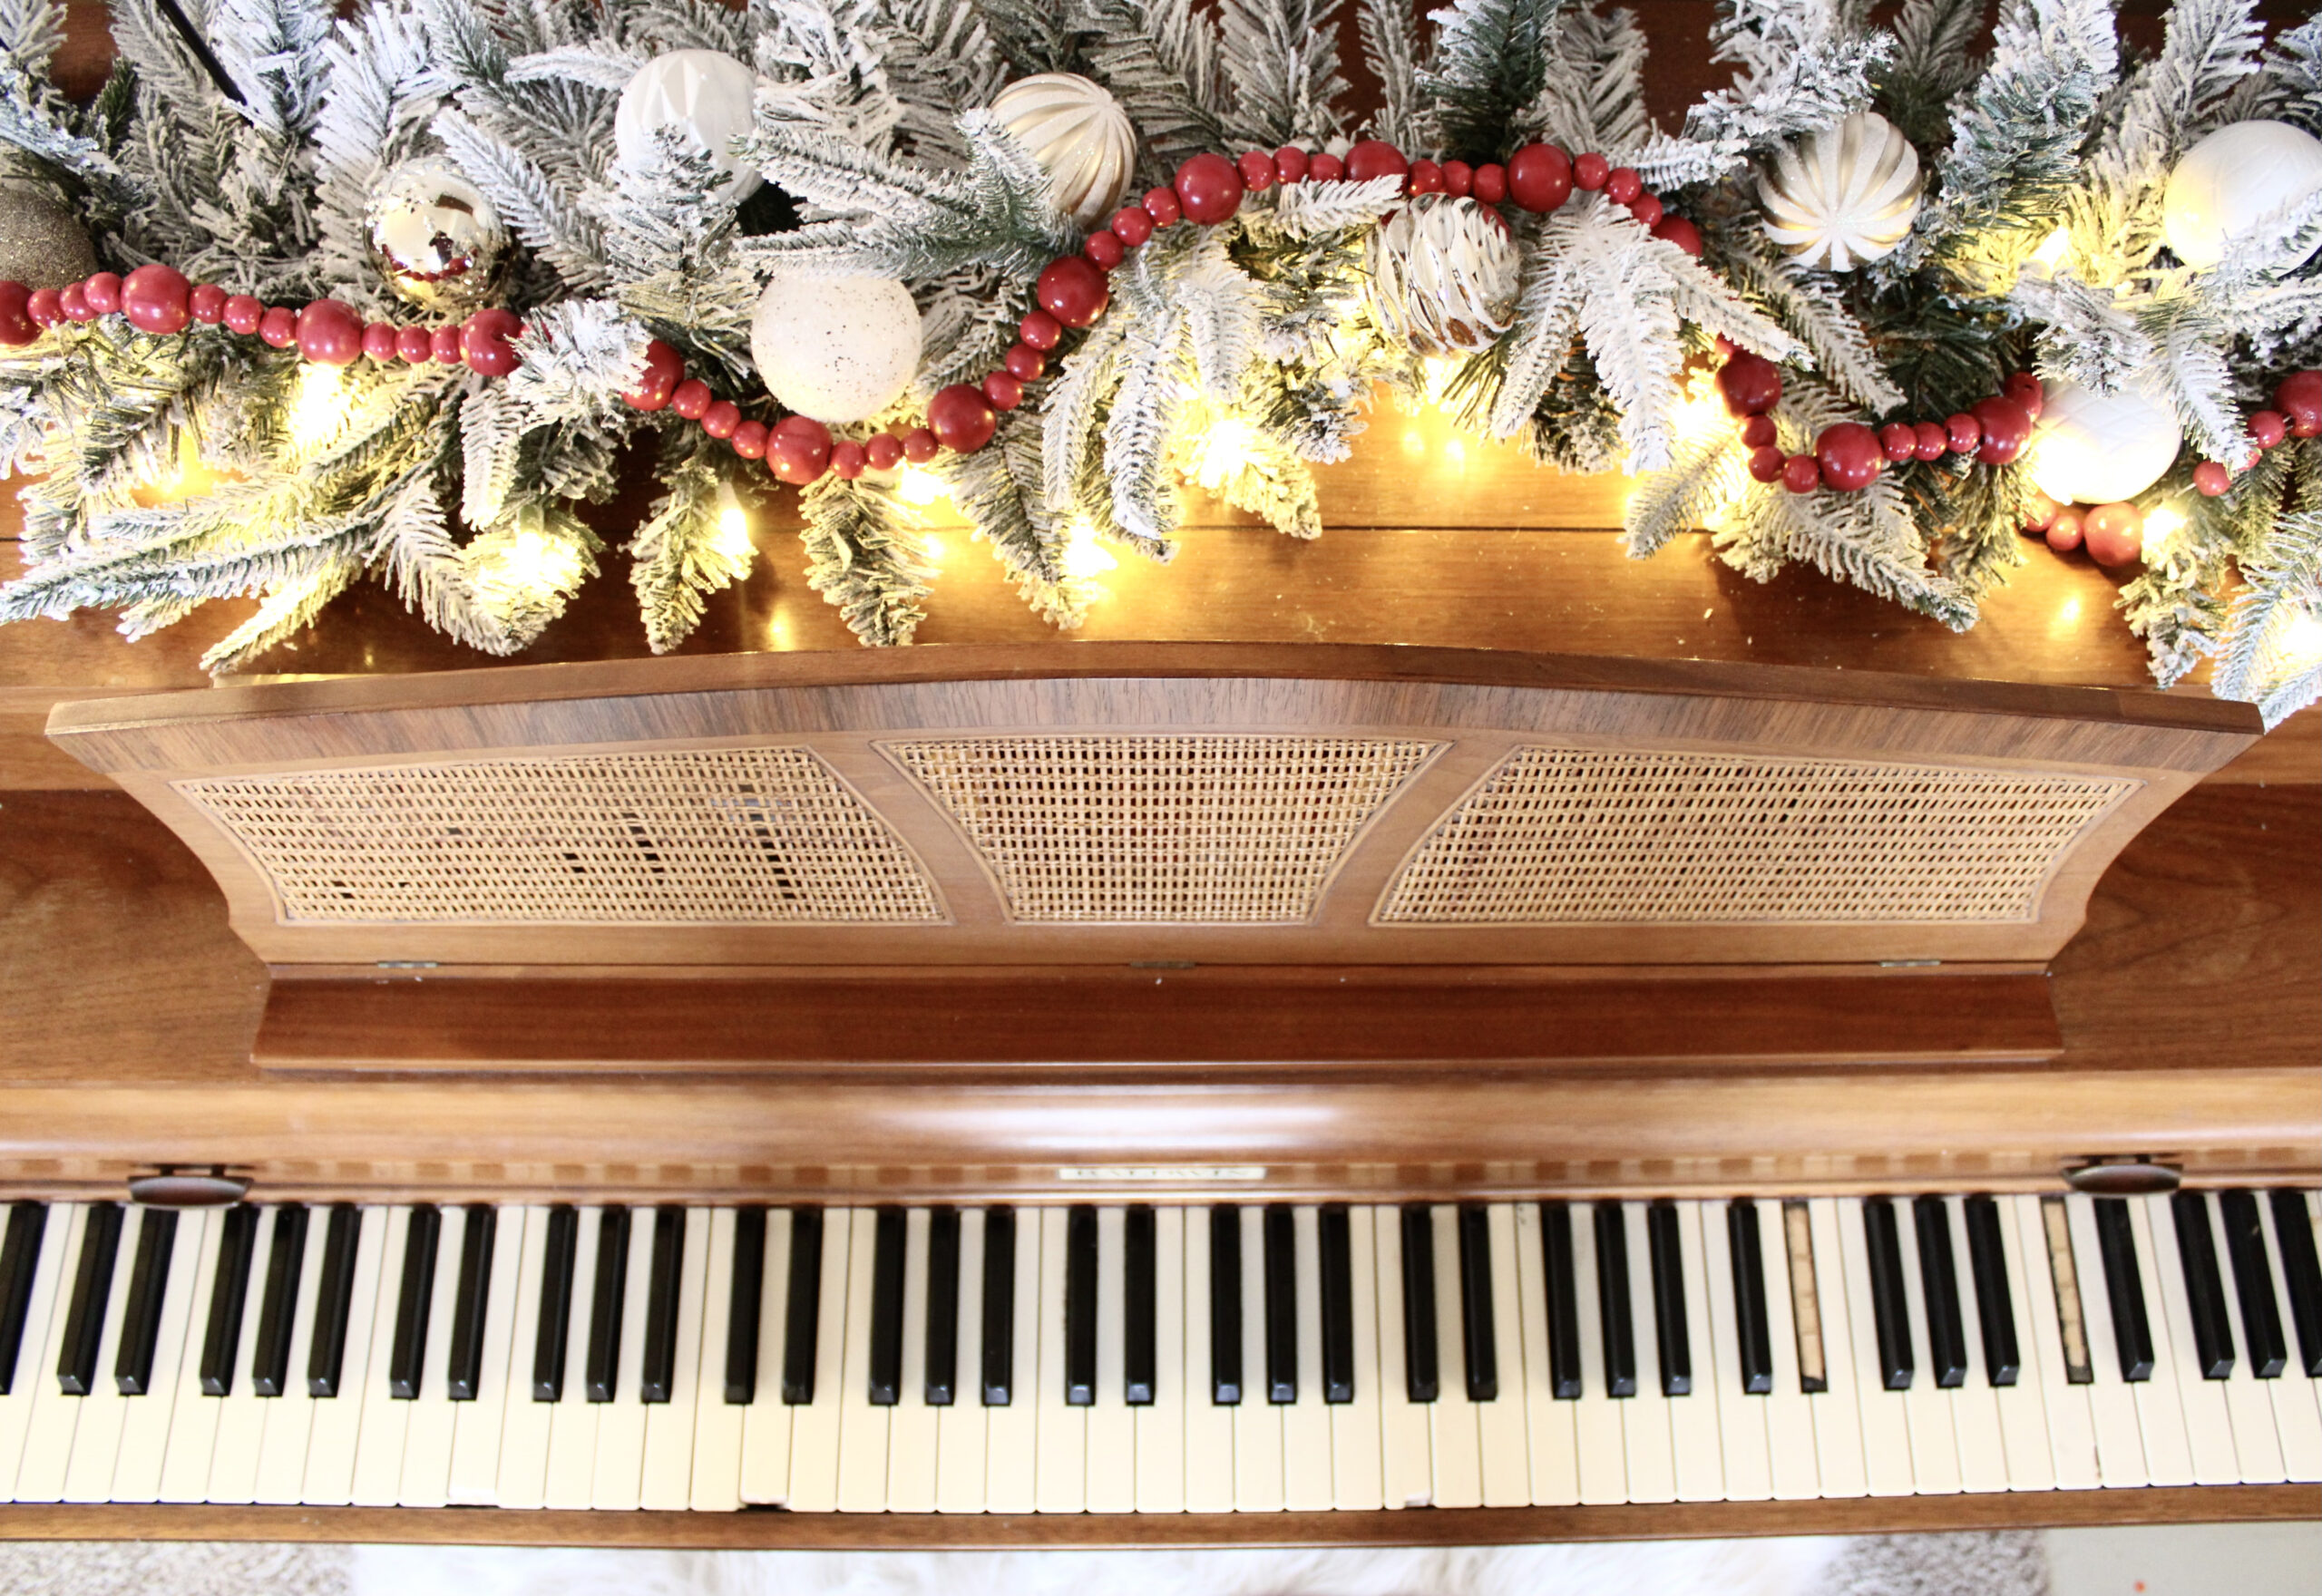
top-left (1757, 112), bottom-right (1923, 272)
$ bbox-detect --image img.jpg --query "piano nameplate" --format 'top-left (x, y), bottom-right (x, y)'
top-left (1057, 1166), bottom-right (1268, 1183)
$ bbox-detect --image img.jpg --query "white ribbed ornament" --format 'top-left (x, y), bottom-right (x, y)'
top-left (1757, 112), bottom-right (1922, 272)
top-left (1367, 195), bottom-right (1518, 355)
top-left (2161, 120), bottom-right (2322, 269)
top-left (988, 73), bottom-right (1137, 230)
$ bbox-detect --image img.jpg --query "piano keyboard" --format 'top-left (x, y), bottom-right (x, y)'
top-left (3, 1192), bottom-right (2317, 1513)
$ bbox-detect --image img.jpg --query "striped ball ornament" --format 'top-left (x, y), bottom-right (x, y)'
top-left (1757, 112), bottom-right (1923, 272)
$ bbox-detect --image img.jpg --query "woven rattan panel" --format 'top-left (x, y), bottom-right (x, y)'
top-left (1378, 745), bottom-right (2138, 925)
top-left (177, 747), bottom-right (944, 925)
top-left (890, 734), bottom-right (1439, 923)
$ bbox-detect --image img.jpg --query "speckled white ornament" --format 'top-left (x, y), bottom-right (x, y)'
top-left (988, 73), bottom-right (1137, 230)
top-left (1758, 111), bottom-right (1922, 271)
top-left (614, 50), bottom-right (762, 202)
top-left (1368, 194), bottom-right (1518, 355)
top-left (2161, 120), bottom-right (2322, 270)
top-left (2024, 377), bottom-right (2182, 505)
top-left (749, 271), bottom-right (922, 424)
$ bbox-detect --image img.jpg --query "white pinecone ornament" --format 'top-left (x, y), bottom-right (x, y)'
top-left (1368, 195), bottom-right (1519, 356)
top-left (988, 73), bottom-right (1137, 230)
top-left (1757, 112), bottom-right (1923, 271)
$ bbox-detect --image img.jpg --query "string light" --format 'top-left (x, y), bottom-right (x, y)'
top-left (1060, 521), bottom-right (1117, 579)
top-left (1187, 416), bottom-right (1259, 490)
top-left (2281, 608), bottom-right (2322, 671)
top-left (896, 464), bottom-right (947, 506)
top-left (287, 364), bottom-right (344, 448)
top-left (478, 524), bottom-right (586, 603)
top-left (2142, 501), bottom-right (2188, 559)
top-left (711, 483), bottom-right (753, 561)
top-left (2025, 225), bottom-right (2073, 278)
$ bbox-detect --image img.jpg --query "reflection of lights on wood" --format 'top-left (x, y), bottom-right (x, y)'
top-left (896, 465), bottom-right (947, 506)
top-left (1400, 427), bottom-right (1425, 456)
top-left (921, 534), bottom-right (944, 567)
top-left (711, 485), bottom-right (753, 560)
top-left (2053, 594), bottom-right (2083, 635)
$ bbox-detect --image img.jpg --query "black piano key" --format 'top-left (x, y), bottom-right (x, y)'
top-left (2270, 1189), bottom-right (2322, 1377)
top-left (249, 1204), bottom-right (308, 1398)
top-left (56, 1202), bottom-right (122, 1396)
top-left (1862, 1198), bottom-right (1914, 1391)
top-left (1727, 1202), bottom-right (1774, 1396)
top-left (782, 1207), bottom-right (824, 1405)
top-left (532, 1204), bottom-right (578, 1403)
top-left (446, 1205), bottom-right (498, 1402)
top-left (1646, 1201), bottom-right (1689, 1398)
top-left (1962, 1196), bottom-right (2020, 1387)
top-left (390, 1203), bottom-right (443, 1401)
top-left (1211, 1205), bottom-right (1244, 1406)
top-left (113, 1208), bottom-right (177, 1396)
top-left (1400, 1204), bottom-right (1438, 1403)
top-left (0, 1201), bottom-right (49, 1396)
top-left (1457, 1204), bottom-right (1498, 1402)
top-left (2169, 1192), bottom-right (2236, 1381)
top-left (724, 1206), bottom-right (766, 1406)
top-left (924, 1206), bottom-right (961, 1406)
top-left (981, 1206), bottom-right (1015, 1406)
top-left (1912, 1196), bottom-right (1968, 1389)
top-left (1124, 1205), bottom-right (1156, 1406)
top-left (1539, 1201), bottom-right (1583, 1400)
top-left (1064, 1204), bottom-right (1098, 1407)
top-left (306, 1204), bottom-right (359, 1398)
top-left (639, 1206), bottom-right (684, 1405)
top-left (1263, 1205), bottom-right (1297, 1405)
top-left (1319, 1203), bottom-right (1354, 1405)
top-left (199, 1204), bottom-right (259, 1397)
top-left (2092, 1197), bottom-right (2154, 1383)
top-left (1595, 1202), bottom-right (1637, 1399)
top-left (868, 1207), bottom-right (907, 1406)
top-left (583, 1204), bottom-right (629, 1404)
top-left (2218, 1191), bottom-right (2286, 1379)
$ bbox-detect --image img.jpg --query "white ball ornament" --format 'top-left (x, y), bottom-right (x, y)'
top-left (749, 270), bottom-right (923, 425)
top-left (2161, 120), bottom-right (2322, 269)
top-left (2024, 377), bottom-right (2182, 506)
top-left (988, 73), bottom-right (1137, 230)
top-left (614, 50), bottom-right (762, 202)
top-left (1757, 111), bottom-right (1923, 271)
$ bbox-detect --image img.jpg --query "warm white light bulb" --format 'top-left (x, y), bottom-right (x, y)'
top-left (2141, 501), bottom-right (2188, 559)
top-left (1060, 521), bottom-right (1117, 579)
top-left (1188, 418), bottom-right (1259, 491)
top-left (288, 365), bottom-right (345, 449)
top-left (896, 465), bottom-right (946, 507)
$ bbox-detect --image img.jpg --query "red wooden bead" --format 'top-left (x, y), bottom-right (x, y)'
top-left (1470, 163), bottom-right (1507, 205)
top-left (1625, 192), bottom-right (1663, 229)
top-left (1715, 351), bottom-right (1783, 417)
top-left (1878, 422), bottom-right (1917, 462)
top-left (2006, 370), bottom-right (2044, 419)
top-left (1573, 151), bottom-right (1610, 190)
top-left (670, 378), bottom-right (713, 420)
top-left (1781, 453), bottom-right (1821, 493)
top-left (982, 370), bottom-right (1023, 411)
top-left (293, 298), bottom-right (364, 365)
top-left (927, 382), bottom-right (997, 453)
top-left (430, 326), bottom-right (462, 365)
top-left (866, 433), bottom-right (905, 472)
top-left (1406, 158), bottom-right (1443, 196)
top-left (458, 306), bottom-right (522, 376)
top-left (59, 282), bottom-right (91, 322)
top-left (1714, 335), bottom-right (1737, 356)
top-left (1142, 186), bottom-right (1182, 228)
top-left (25, 287), bottom-right (61, 327)
top-left (1307, 151), bottom-right (1345, 182)
top-left (83, 271), bottom-right (122, 315)
top-left (2022, 490), bottom-right (2062, 531)
top-left (1019, 308), bottom-right (1063, 351)
top-left (622, 338), bottom-right (684, 410)
top-left (902, 427), bottom-right (940, 463)
top-left (2083, 501), bottom-right (2142, 568)
top-left (1913, 420), bottom-right (1947, 462)
top-left (259, 306), bottom-right (298, 348)
top-left (1110, 206), bottom-right (1154, 249)
top-left (121, 264), bottom-right (190, 336)
top-left (2192, 460), bottom-right (2231, 496)
top-left (700, 399), bottom-right (741, 439)
top-left (1650, 216), bottom-right (1702, 256)
top-left (1507, 144), bottom-right (1572, 214)
top-left (1440, 160), bottom-right (1473, 199)
top-left (1816, 422), bottom-right (1883, 491)
top-left (731, 419), bottom-right (768, 460)
top-left (1604, 167), bottom-right (1641, 205)
top-left (1747, 443), bottom-right (1787, 483)
top-left (1038, 256), bottom-right (1110, 328)
top-left (1971, 395), bottom-right (2033, 464)
top-left (1003, 343), bottom-right (1045, 382)
top-left (1273, 146), bottom-right (1310, 185)
top-left (2275, 369), bottom-right (2322, 437)
top-left (1237, 151), bottom-right (1275, 192)
top-left (830, 439), bottom-right (867, 479)
top-left (2249, 409), bottom-right (2288, 448)
top-left (1741, 414), bottom-right (1778, 450)
top-left (1944, 412), bottom-right (1982, 454)
top-left (2046, 510), bottom-right (2083, 552)
top-left (189, 282), bottom-right (226, 324)
top-left (1083, 230), bottom-right (1125, 271)
top-left (0, 282), bottom-right (34, 347)
top-left (361, 321), bottom-right (398, 362)
top-left (1343, 140), bottom-right (1408, 184)
top-left (1174, 152), bottom-right (1246, 225)
top-left (769, 417), bottom-right (833, 484)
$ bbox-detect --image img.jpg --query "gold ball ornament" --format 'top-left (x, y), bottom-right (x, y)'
top-left (1367, 194), bottom-right (1519, 355)
top-left (0, 177), bottom-right (95, 289)
top-left (2161, 120), bottom-right (2322, 270)
top-left (368, 159), bottom-right (511, 315)
top-left (1757, 111), bottom-right (1923, 271)
top-left (2024, 377), bottom-right (2181, 507)
top-left (987, 73), bottom-right (1137, 231)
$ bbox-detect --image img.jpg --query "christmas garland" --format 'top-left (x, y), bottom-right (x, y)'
top-left (0, 0), bottom-right (2315, 725)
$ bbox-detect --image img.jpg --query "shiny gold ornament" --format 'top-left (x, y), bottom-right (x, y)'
top-left (1757, 112), bottom-right (1922, 272)
top-left (987, 73), bottom-right (1137, 231)
top-left (367, 159), bottom-right (512, 314)
top-left (0, 175), bottom-right (95, 289)
top-left (1367, 194), bottom-right (1519, 355)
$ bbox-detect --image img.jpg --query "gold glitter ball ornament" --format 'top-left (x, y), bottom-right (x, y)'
top-left (0, 177), bottom-right (95, 289)
top-left (1757, 111), bottom-right (1923, 271)
top-left (367, 159), bottom-right (512, 315)
top-left (1367, 194), bottom-right (1519, 355)
top-left (987, 73), bottom-right (1137, 230)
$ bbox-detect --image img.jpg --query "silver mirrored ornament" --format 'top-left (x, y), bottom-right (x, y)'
top-left (367, 158), bottom-right (512, 314)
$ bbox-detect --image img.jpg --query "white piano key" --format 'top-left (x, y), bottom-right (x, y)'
top-left (835, 1208), bottom-right (892, 1513)
top-left (737, 1208), bottom-right (795, 1507)
top-left (1179, 1206), bottom-right (1233, 1513)
top-left (686, 1208), bottom-right (744, 1513)
top-left (205, 1204), bottom-right (278, 1506)
top-left (1283, 1205), bottom-right (1335, 1511)
top-left (60, 1207), bottom-right (145, 1503)
top-left (13, 1205), bottom-right (93, 1504)
top-left (1232, 1205), bottom-right (1283, 1512)
top-left (1568, 1200), bottom-right (1625, 1506)
top-left (1837, 1198), bottom-right (1914, 1497)
top-left (785, 1207), bottom-right (853, 1513)
top-left (1754, 1201), bottom-right (1819, 1501)
top-left (2119, 1196), bottom-right (2194, 1487)
top-left (398, 1209), bottom-right (467, 1510)
top-left (887, 1207), bottom-right (940, 1514)
top-left (448, 1206), bottom-right (525, 1506)
top-left (251, 1210), bottom-right (333, 1504)
top-left (1331, 1205), bottom-right (1383, 1512)
top-left (1034, 1206), bottom-right (1085, 1513)
top-left (1938, 1200), bottom-right (2009, 1494)
top-left (1513, 1202), bottom-right (1579, 1507)
top-left (112, 1207), bottom-right (210, 1504)
top-left (2255, 1194), bottom-right (2322, 1482)
top-left (541, 1206), bottom-right (604, 1511)
top-left (2141, 1194), bottom-right (2240, 1485)
top-left (2014, 1195), bottom-right (2097, 1489)
top-left (1987, 1197), bottom-right (2060, 1492)
top-left (1698, 1202), bottom-right (1771, 1504)
top-left (1478, 1205), bottom-right (1530, 1508)
top-left (1887, 1195), bottom-right (1960, 1495)
top-left (1425, 1204), bottom-right (1482, 1510)
top-left (1136, 1205), bottom-right (1185, 1513)
top-left (934, 1208), bottom-right (990, 1513)
top-left (493, 1205), bottom-right (557, 1511)
top-left (1801, 1200), bottom-right (1868, 1499)
top-left (983, 1209), bottom-right (1039, 1514)
top-left (1088, 1206), bottom-right (1137, 1513)
top-left (0, 1203), bottom-right (74, 1501)
top-left (158, 1207), bottom-right (234, 1504)
top-left (1371, 1206), bottom-right (1429, 1509)
top-left (1667, 1202), bottom-right (1725, 1504)
top-left (639, 1208), bottom-right (708, 1512)
top-left (2198, 1195), bottom-right (2287, 1485)
top-left (1617, 1202), bottom-right (1677, 1504)
top-left (2060, 1194), bottom-right (2150, 1487)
